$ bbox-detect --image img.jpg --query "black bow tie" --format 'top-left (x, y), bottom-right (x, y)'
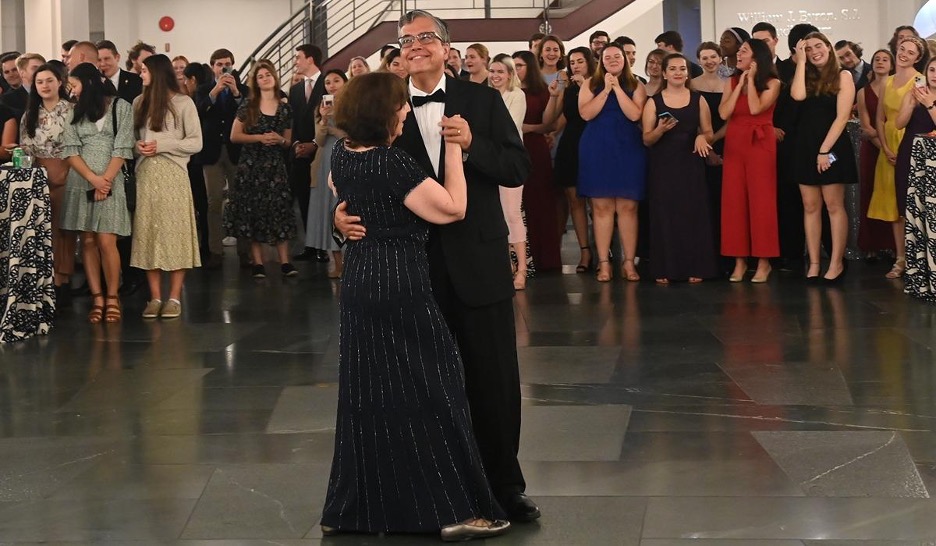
top-left (412, 89), bottom-right (445, 107)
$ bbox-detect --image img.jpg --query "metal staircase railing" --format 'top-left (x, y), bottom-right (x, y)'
top-left (240, 0), bottom-right (568, 84)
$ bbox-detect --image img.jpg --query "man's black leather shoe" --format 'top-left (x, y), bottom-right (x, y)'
top-left (501, 492), bottom-right (540, 522)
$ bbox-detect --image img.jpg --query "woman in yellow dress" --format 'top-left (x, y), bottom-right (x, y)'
top-left (868, 36), bottom-right (929, 278)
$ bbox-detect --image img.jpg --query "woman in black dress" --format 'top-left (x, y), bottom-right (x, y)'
top-left (641, 53), bottom-right (718, 283)
top-left (553, 46), bottom-right (596, 272)
top-left (790, 32), bottom-right (857, 283)
top-left (322, 72), bottom-right (509, 542)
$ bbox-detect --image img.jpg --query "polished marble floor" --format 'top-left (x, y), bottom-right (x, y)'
top-left (2, 236), bottom-right (936, 545)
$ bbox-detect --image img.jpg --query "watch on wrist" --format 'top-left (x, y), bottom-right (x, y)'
top-left (927, 103), bottom-right (936, 110)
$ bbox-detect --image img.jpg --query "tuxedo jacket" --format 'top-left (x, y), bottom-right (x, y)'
top-left (288, 74), bottom-right (326, 144)
top-left (115, 69), bottom-right (143, 104)
top-left (854, 62), bottom-right (873, 92)
top-left (287, 74), bottom-right (326, 180)
top-left (395, 76), bottom-right (530, 308)
top-left (195, 79), bottom-right (250, 165)
top-left (1, 86), bottom-right (27, 120)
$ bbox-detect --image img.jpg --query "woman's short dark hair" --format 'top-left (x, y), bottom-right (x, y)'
top-left (335, 72), bottom-right (408, 147)
top-left (69, 62), bottom-right (116, 124)
top-left (323, 67), bottom-right (349, 83)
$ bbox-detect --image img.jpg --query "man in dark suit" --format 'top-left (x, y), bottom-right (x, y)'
top-left (774, 23), bottom-right (819, 272)
top-left (836, 40), bottom-right (873, 92)
top-left (96, 40), bottom-right (142, 104)
top-left (337, 9), bottom-right (538, 523)
top-left (655, 31), bottom-right (703, 78)
top-left (196, 48), bottom-right (249, 269)
top-left (287, 44), bottom-right (326, 262)
top-left (0, 52), bottom-right (26, 118)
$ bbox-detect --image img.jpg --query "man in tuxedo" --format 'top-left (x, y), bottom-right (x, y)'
top-left (336, 8), bottom-right (537, 523)
top-left (96, 41), bottom-right (143, 104)
top-left (774, 23), bottom-right (819, 272)
top-left (95, 40), bottom-right (145, 294)
top-left (196, 48), bottom-right (250, 269)
top-left (0, 52), bottom-right (26, 118)
top-left (752, 22), bottom-right (780, 62)
top-left (836, 40), bottom-right (873, 92)
top-left (287, 44), bottom-right (326, 262)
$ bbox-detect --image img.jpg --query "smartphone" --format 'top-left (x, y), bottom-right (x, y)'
top-left (221, 66), bottom-right (233, 75)
top-left (322, 94), bottom-right (334, 108)
top-left (658, 111), bottom-right (677, 123)
top-left (86, 188), bottom-right (112, 201)
top-left (915, 75), bottom-right (926, 88)
top-left (828, 152), bottom-right (838, 164)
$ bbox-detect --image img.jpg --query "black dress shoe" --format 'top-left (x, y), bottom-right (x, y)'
top-left (823, 261), bottom-right (848, 286)
top-left (316, 249), bottom-right (330, 262)
top-left (500, 492), bottom-right (540, 522)
top-left (294, 248), bottom-right (316, 261)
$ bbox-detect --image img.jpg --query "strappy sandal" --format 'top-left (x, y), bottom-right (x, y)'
top-left (886, 257), bottom-right (906, 279)
top-left (104, 295), bottom-right (122, 323)
top-left (88, 293), bottom-right (104, 324)
top-left (596, 260), bottom-right (611, 282)
top-left (622, 258), bottom-right (640, 282)
top-left (576, 246), bottom-right (592, 273)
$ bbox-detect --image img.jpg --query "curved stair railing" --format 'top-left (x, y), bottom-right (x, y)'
top-left (240, 0), bottom-right (604, 83)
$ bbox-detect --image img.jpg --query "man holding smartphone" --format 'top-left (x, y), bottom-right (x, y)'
top-left (196, 48), bottom-right (249, 269)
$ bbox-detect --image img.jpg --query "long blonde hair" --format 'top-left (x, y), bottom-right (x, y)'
top-left (243, 59), bottom-right (280, 129)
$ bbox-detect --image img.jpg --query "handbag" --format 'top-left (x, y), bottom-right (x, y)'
top-left (111, 98), bottom-right (136, 212)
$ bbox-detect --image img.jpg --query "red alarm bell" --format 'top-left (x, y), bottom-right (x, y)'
top-left (159, 16), bottom-right (174, 32)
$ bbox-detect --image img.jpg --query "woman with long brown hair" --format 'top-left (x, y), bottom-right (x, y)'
top-left (131, 54), bottom-right (203, 319)
top-left (578, 42), bottom-right (647, 282)
top-left (512, 49), bottom-right (562, 273)
top-left (225, 59), bottom-right (296, 279)
top-left (790, 31), bottom-right (858, 284)
top-left (856, 49), bottom-right (895, 259)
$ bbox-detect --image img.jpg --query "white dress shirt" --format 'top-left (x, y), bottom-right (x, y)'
top-left (109, 71), bottom-right (121, 94)
top-left (409, 76), bottom-right (446, 176)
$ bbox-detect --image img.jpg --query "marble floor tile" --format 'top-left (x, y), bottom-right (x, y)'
top-left (266, 386), bottom-right (338, 434)
top-left (519, 405), bottom-right (631, 461)
top-left (753, 431), bottom-right (928, 498)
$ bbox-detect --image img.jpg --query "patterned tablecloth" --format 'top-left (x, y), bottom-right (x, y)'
top-left (0, 167), bottom-right (55, 342)
top-left (906, 135), bottom-right (936, 303)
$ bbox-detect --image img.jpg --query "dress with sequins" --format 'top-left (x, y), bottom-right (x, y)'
top-left (321, 142), bottom-right (505, 533)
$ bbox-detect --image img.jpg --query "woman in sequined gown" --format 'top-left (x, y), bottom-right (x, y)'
top-left (321, 73), bottom-right (509, 542)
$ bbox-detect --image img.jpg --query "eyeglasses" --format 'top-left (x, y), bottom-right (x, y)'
top-left (591, 40), bottom-right (609, 46)
top-left (398, 32), bottom-right (444, 48)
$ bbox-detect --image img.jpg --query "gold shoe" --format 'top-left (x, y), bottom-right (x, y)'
top-left (320, 524), bottom-right (339, 536)
top-left (441, 519), bottom-right (511, 542)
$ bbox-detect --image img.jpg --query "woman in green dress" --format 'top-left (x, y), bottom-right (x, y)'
top-left (61, 63), bottom-right (134, 323)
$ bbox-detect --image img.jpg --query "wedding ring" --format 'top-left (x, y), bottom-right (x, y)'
top-left (457, 129), bottom-right (461, 135)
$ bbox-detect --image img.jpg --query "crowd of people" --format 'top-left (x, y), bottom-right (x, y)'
top-left (2, 8), bottom-right (936, 542)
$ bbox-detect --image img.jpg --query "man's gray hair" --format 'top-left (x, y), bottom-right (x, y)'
top-left (398, 9), bottom-right (451, 43)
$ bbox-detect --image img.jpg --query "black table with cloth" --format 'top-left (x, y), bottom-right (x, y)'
top-left (0, 167), bottom-right (55, 342)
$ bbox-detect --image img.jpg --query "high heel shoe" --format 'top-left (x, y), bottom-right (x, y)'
top-left (576, 246), bottom-right (592, 273)
top-left (513, 269), bottom-right (527, 290)
top-left (805, 262), bottom-right (821, 284)
top-left (751, 266), bottom-right (772, 283)
top-left (886, 257), bottom-right (906, 279)
top-left (596, 260), bottom-right (611, 282)
top-left (823, 261), bottom-right (848, 285)
top-left (622, 258), bottom-right (640, 282)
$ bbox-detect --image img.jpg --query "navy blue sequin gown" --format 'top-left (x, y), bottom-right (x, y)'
top-left (321, 141), bottom-right (505, 533)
